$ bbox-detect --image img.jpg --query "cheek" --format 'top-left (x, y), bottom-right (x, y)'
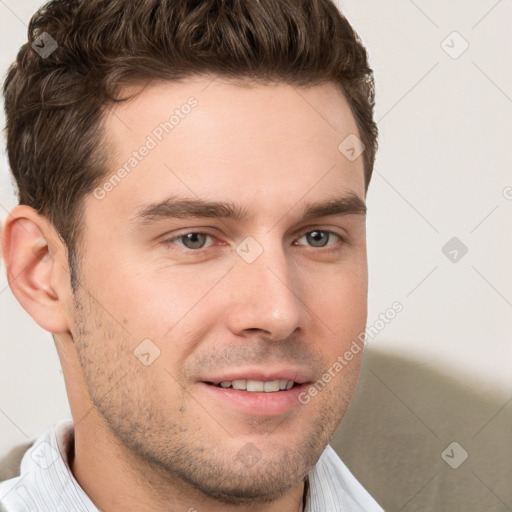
top-left (81, 253), bottom-right (187, 330)
top-left (124, 268), bottom-right (225, 336)
top-left (310, 268), bottom-right (368, 333)
top-left (83, 263), bottom-right (226, 373)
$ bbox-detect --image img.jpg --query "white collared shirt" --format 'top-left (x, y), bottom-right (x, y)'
top-left (0, 419), bottom-right (383, 511)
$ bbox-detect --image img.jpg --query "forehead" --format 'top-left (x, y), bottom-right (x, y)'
top-left (92, 77), bottom-right (365, 222)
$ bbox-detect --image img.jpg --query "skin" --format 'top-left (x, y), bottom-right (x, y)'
top-left (2, 76), bottom-right (368, 512)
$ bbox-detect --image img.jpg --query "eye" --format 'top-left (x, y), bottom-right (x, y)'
top-left (295, 230), bottom-right (342, 248)
top-left (167, 232), bottom-right (214, 250)
top-left (163, 229), bottom-right (344, 252)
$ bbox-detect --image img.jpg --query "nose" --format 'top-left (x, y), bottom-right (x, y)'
top-left (224, 240), bottom-right (304, 341)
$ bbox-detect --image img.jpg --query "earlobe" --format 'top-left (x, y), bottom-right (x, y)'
top-left (1, 205), bottom-right (71, 333)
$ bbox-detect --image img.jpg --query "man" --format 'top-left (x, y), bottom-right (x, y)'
top-left (0, 0), bottom-right (381, 510)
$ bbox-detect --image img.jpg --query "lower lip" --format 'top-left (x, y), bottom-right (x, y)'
top-left (198, 382), bottom-right (309, 417)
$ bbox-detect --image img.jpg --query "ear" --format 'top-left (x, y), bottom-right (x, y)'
top-left (1, 205), bottom-right (72, 333)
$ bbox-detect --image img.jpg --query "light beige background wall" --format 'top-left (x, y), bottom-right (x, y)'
top-left (0, 1), bottom-right (510, 505)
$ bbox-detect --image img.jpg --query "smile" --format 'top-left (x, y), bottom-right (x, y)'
top-left (208, 379), bottom-right (296, 392)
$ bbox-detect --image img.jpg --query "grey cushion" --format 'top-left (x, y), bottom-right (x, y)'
top-left (0, 441), bottom-right (33, 483)
top-left (330, 348), bottom-right (512, 511)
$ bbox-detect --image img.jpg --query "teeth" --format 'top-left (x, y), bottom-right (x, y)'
top-left (216, 379), bottom-right (295, 392)
top-left (232, 379), bottom-right (247, 390)
top-left (247, 380), bottom-right (264, 392)
top-left (263, 380), bottom-right (280, 392)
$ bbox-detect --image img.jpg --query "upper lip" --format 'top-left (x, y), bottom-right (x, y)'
top-left (201, 367), bottom-right (313, 385)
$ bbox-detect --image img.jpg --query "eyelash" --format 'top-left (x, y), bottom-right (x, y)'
top-left (162, 229), bottom-right (346, 253)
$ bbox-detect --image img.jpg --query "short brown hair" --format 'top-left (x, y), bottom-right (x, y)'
top-left (3, 0), bottom-right (377, 284)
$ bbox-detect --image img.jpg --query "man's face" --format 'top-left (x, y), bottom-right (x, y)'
top-left (70, 77), bottom-right (368, 502)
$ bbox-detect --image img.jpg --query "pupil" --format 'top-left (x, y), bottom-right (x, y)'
top-left (308, 231), bottom-right (328, 247)
top-left (184, 233), bottom-right (206, 249)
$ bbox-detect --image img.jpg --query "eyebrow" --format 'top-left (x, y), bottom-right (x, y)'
top-left (131, 193), bottom-right (366, 225)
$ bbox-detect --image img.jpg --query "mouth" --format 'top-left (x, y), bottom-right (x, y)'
top-left (198, 372), bottom-right (311, 416)
top-left (204, 379), bottom-right (298, 392)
